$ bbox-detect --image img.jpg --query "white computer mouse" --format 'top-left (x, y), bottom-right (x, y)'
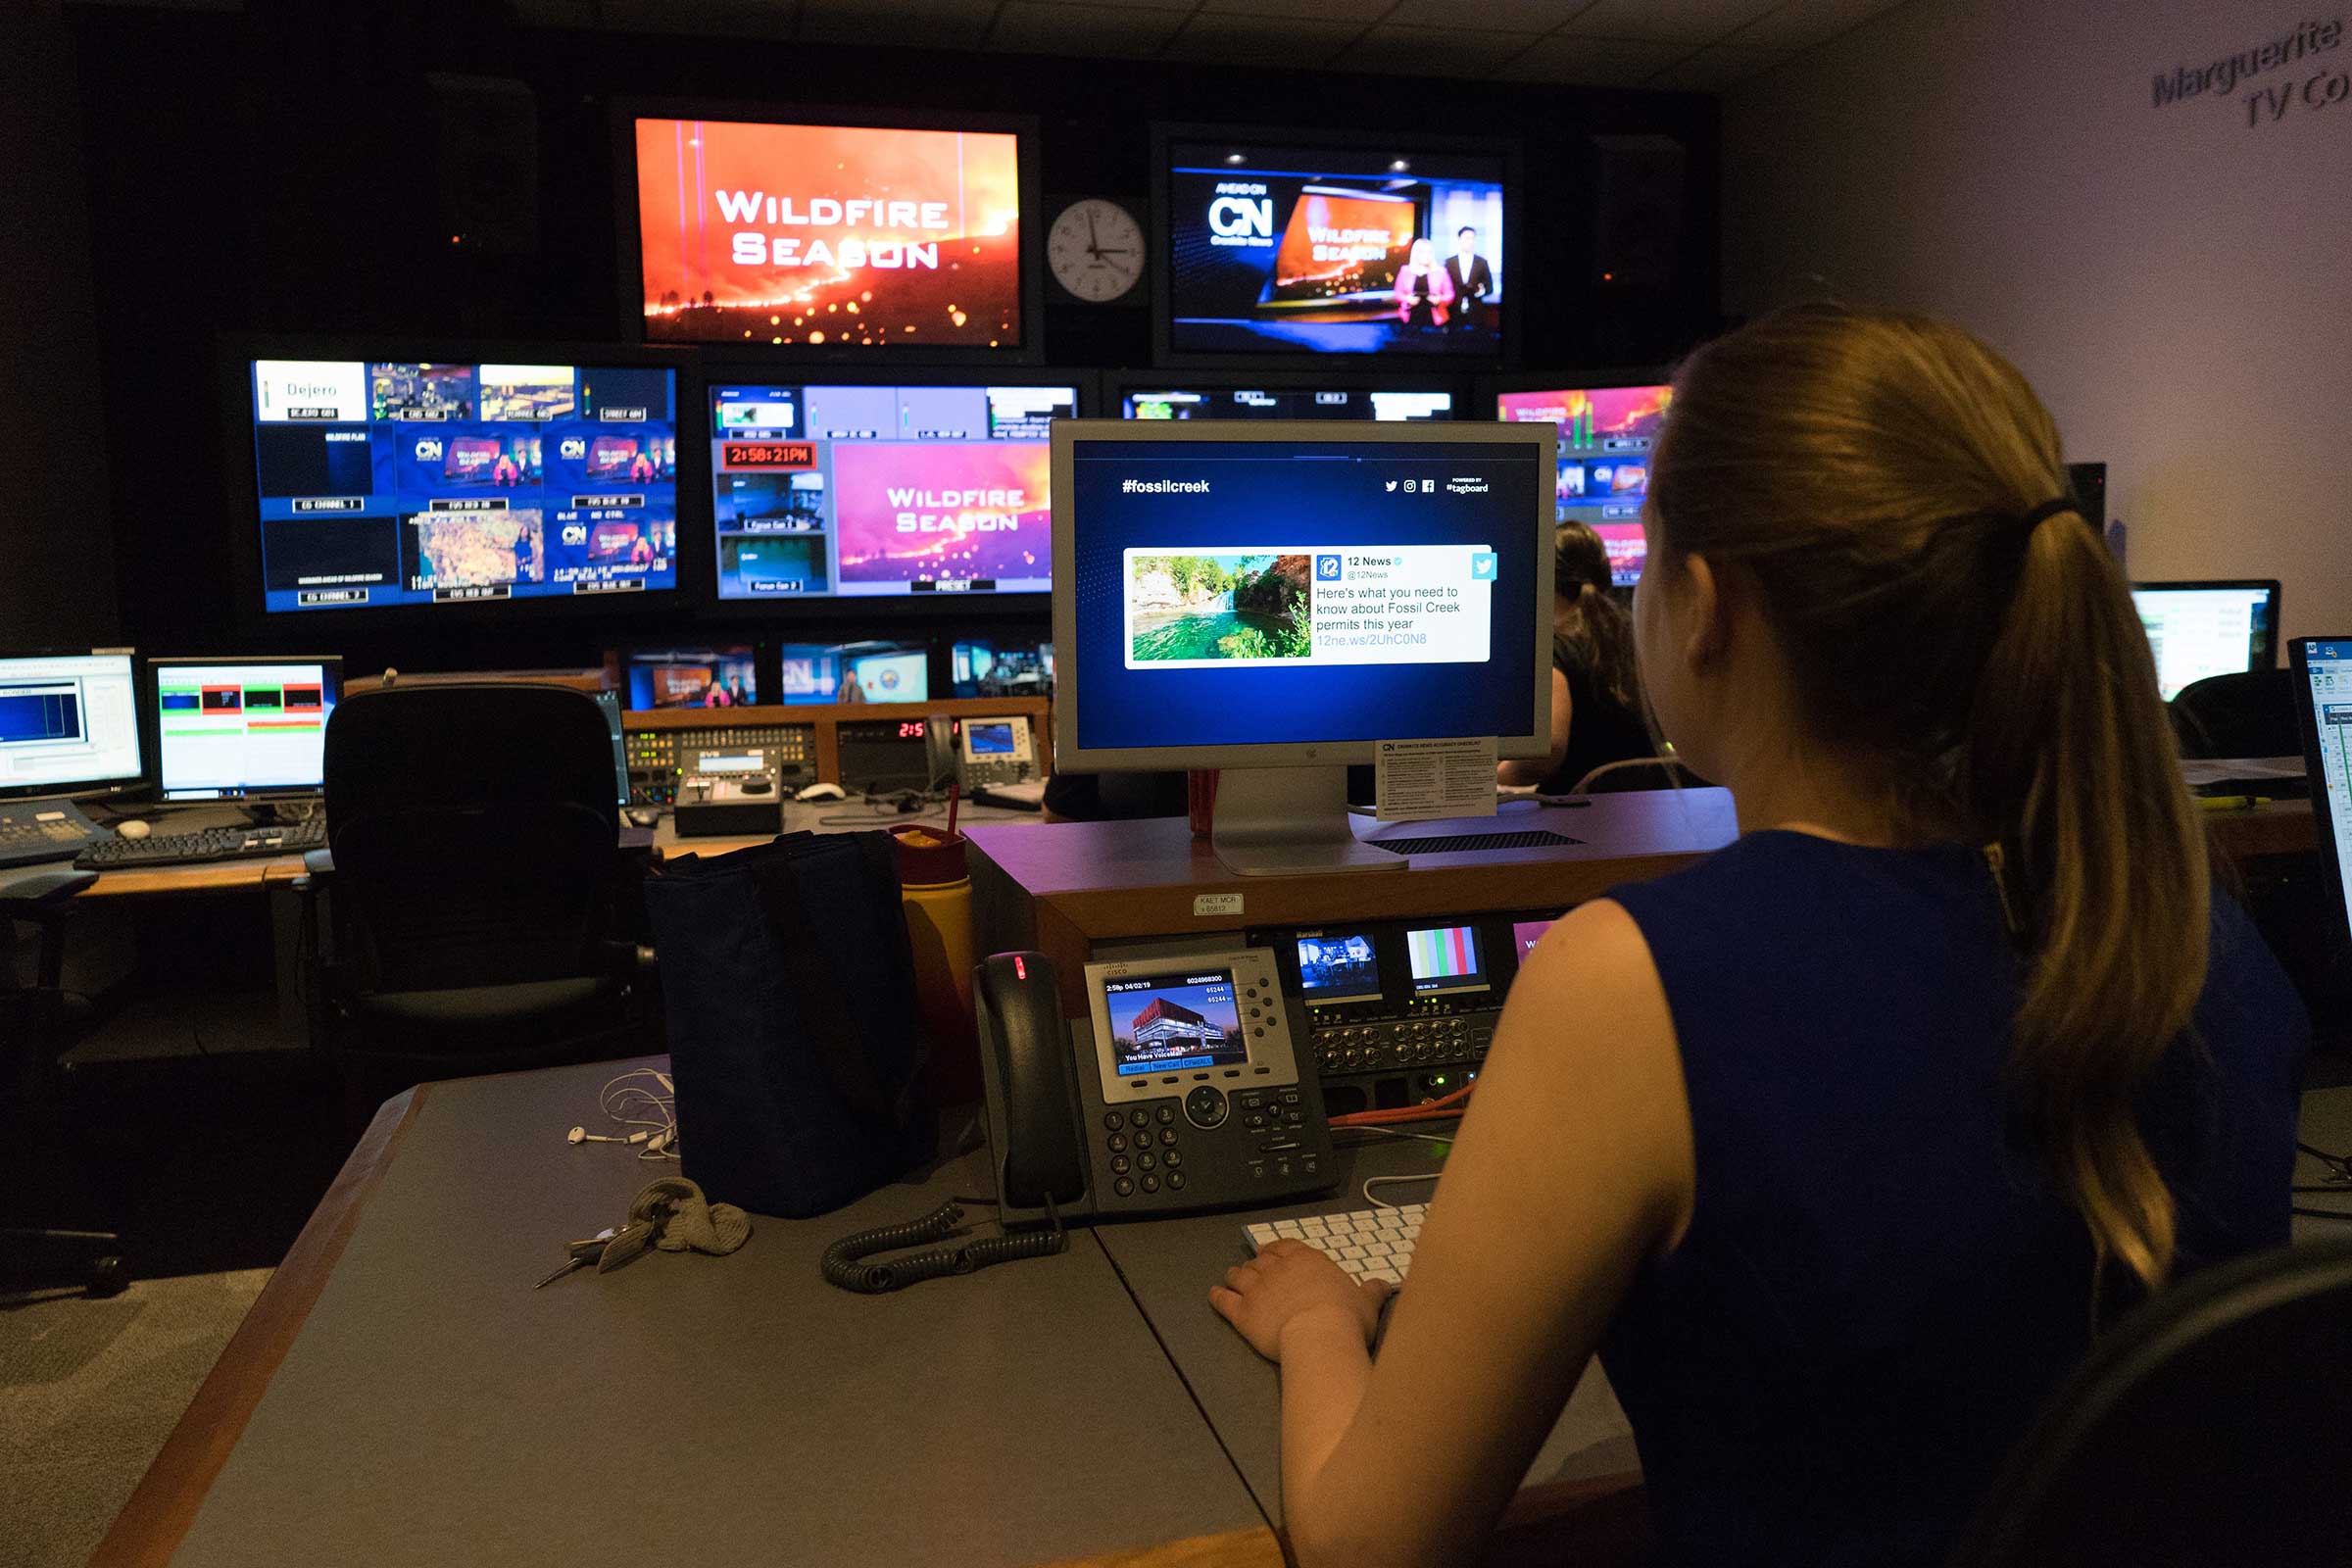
top-left (117, 820), bottom-right (151, 840)
top-left (795, 782), bottom-right (847, 803)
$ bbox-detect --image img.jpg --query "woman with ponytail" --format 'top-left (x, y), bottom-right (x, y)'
top-left (1496, 520), bottom-right (1653, 793)
top-left (1210, 306), bottom-right (2307, 1568)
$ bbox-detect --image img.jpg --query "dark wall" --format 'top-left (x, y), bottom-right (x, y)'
top-left (65, 0), bottom-right (1720, 677)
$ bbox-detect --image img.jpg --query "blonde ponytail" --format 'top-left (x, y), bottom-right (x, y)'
top-left (1649, 305), bottom-right (2207, 1289)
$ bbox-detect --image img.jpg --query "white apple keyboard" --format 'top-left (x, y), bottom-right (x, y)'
top-left (1243, 1203), bottom-right (1426, 1286)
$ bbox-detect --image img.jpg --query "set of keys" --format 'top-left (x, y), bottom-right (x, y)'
top-left (534, 1218), bottom-right (658, 1289)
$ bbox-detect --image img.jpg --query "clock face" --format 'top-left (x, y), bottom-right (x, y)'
top-left (1048, 199), bottom-right (1146, 304)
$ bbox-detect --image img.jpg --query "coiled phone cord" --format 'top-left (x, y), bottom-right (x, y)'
top-left (819, 1199), bottom-right (1066, 1294)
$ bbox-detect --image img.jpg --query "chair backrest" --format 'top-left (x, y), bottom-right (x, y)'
top-left (2170, 667), bottom-right (2299, 760)
top-left (1569, 757), bottom-right (1704, 795)
top-left (323, 683), bottom-right (620, 994)
top-left (1948, 1239), bottom-right (2352, 1568)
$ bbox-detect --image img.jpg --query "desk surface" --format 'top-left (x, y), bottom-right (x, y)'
top-left (99, 1058), bottom-right (1268, 1568)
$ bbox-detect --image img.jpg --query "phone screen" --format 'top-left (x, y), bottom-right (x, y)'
top-left (1101, 968), bottom-right (1249, 1077)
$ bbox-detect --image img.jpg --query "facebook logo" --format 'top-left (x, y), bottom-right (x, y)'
top-left (1316, 555), bottom-right (1344, 581)
top-left (1470, 552), bottom-right (1497, 581)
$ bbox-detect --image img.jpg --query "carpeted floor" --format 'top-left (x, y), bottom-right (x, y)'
top-left (0, 1269), bottom-right (269, 1568)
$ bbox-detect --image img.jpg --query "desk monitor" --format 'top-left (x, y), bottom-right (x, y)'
top-left (710, 376), bottom-right (1078, 600)
top-left (2132, 580), bottom-right (2280, 702)
top-left (1495, 382), bottom-right (1670, 587)
top-left (241, 356), bottom-right (681, 613)
top-left (151, 657), bottom-right (340, 802)
top-left (623, 645), bottom-right (758, 710)
top-left (0, 652), bottom-right (144, 803)
top-left (1053, 418), bottom-right (1554, 874)
top-left (2291, 639), bottom-right (2352, 957)
top-left (1118, 381), bottom-right (1456, 423)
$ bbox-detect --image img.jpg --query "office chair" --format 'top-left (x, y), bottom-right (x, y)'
top-left (1, 866), bottom-right (126, 1296)
top-left (1570, 758), bottom-right (1707, 794)
top-left (304, 683), bottom-right (653, 1115)
top-left (2170, 668), bottom-right (2299, 760)
top-left (1947, 1239), bottom-right (2352, 1568)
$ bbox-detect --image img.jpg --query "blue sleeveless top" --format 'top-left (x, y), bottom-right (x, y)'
top-left (1602, 831), bottom-right (2306, 1567)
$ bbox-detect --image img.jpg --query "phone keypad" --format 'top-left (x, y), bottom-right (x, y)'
top-left (1104, 1115), bottom-right (1183, 1200)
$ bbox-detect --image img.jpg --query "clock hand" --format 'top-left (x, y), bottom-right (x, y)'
top-left (1087, 209), bottom-right (1102, 253)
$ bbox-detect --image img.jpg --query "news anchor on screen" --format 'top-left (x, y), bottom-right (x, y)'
top-left (1394, 238), bottom-right (1456, 329)
top-left (1446, 225), bottom-right (1494, 331)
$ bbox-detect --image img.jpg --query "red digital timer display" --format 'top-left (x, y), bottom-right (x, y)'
top-left (898, 720), bottom-right (926, 739)
top-left (722, 441), bottom-right (817, 469)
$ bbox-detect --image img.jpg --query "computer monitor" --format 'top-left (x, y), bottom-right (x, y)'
top-left (2131, 580), bottom-right (2279, 702)
top-left (1495, 382), bottom-right (1670, 587)
top-left (0, 652), bottom-right (144, 803)
top-left (623, 646), bottom-right (758, 710)
top-left (1117, 382), bottom-right (1456, 423)
top-left (241, 355), bottom-right (681, 613)
top-left (709, 376), bottom-right (1078, 600)
top-left (2290, 639), bottom-right (2352, 957)
top-left (1053, 419), bottom-right (1555, 874)
top-left (151, 658), bottom-right (341, 802)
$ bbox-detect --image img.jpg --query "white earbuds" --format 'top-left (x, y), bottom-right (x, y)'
top-left (566, 1125), bottom-right (638, 1146)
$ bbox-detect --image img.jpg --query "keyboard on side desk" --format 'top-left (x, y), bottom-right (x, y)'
top-left (75, 817), bottom-right (326, 870)
top-left (1245, 1203), bottom-right (1428, 1286)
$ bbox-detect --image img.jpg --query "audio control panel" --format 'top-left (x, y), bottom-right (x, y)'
top-left (1252, 911), bottom-right (1563, 1116)
top-left (625, 724), bottom-right (815, 806)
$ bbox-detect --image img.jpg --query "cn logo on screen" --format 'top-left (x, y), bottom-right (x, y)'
top-left (634, 118), bottom-right (1024, 349)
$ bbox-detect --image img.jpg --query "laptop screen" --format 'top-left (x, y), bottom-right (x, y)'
top-left (2295, 639), bottom-right (2352, 951)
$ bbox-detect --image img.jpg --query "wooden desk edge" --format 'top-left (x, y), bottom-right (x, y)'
top-left (90, 1084), bottom-right (432, 1568)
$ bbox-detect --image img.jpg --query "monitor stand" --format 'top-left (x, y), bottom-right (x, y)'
top-left (1210, 765), bottom-right (1403, 878)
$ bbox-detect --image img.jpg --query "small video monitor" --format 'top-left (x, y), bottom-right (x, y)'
top-left (1404, 924), bottom-right (1488, 997)
top-left (1101, 966), bottom-right (1248, 1077)
top-left (1295, 931), bottom-right (1382, 1004)
top-left (837, 641), bottom-right (929, 705)
top-left (623, 646), bottom-right (758, 711)
top-left (1511, 918), bottom-right (1553, 961)
top-left (775, 642), bottom-right (842, 705)
top-left (951, 638), bottom-right (1053, 698)
top-left (2131, 580), bottom-right (2280, 702)
top-left (1120, 385), bottom-right (1455, 422)
top-left (1496, 383), bottom-right (1671, 587)
top-left (152, 658), bottom-right (341, 801)
top-left (0, 652), bottom-right (144, 802)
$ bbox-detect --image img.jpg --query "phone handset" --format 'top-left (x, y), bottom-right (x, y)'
top-left (974, 951), bottom-right (1090, 1215)
top-left (924, 711), bottom-right (959, 794)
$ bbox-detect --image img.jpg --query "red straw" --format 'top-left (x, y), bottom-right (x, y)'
top-left (947, 781), bottom-right (960, 839)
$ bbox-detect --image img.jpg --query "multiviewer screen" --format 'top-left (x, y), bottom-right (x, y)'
top-left (1067, 438), bottom-right (1543, 752)
top-left (1496, 385), bottom-right (1670, 587)
top-left (1102, 968), bottom-right (1249, 1077)
top-left (1122, 388), bottom-right (1454, 422)
top-left (0, 654), bottom-right (142, 798)
top-left (710, 382), bottom-right (1074, 599)
top-left (2305, 642), bottom-right (2352, 942)
top-left (249, 361), bottom-right (678, 612)
top-left (2132, 585), bottom-right (2275, 701)
top-left (155, 662), bottom-right (336, 800)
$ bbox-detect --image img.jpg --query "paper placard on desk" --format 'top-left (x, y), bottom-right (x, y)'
top-left (1374, 737), bottom-right (1499, 823)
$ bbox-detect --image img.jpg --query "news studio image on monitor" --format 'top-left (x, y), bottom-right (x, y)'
top-left (1496, 384), bottom-right (1670, 586)
top-left (1166, 136), bottom-right (1506, 358)
top-left (635, 118), bottom-right (1023, 349)
top-left (249, 360), bottom-right (679, 612)
top-left (710, 381), bottom-right (1072, 600)
top-left (1120, 385), bottom-right (1454, 421)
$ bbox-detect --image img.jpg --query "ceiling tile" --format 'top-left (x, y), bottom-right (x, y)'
top-left (1162, 13), bottom-right (1364, 65)
top-left (1495, 32), bottom-right (1688, 84)
top-left (505, 0), bottom-right (604, 26)
top-left (1560, 0), bottom-right (1781, 44)
top-left (601, 0), bottom-right (801, 37)
top-left (1196, 0), bottom-right (1397, 23)
top-left (1382, 0), bottom-right (1595, 30)
top-left (802, 0), bottom-right (996, 45)
top-left (1642, 40), bottom-right (1791, 89)
top-left (988, 0), bottom-right (1192, 57)
top-left (1333, 23), bottom-right (1545, 77)
top-left (1732, 0), bottom-right (1912, 53)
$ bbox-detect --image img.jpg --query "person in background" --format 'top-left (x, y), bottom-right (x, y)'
top-left (1497, 520), bottom-right (1652, 793)
top-left (1393, 238), bottom-right (1454, 330)
top-left (1445, 225), bottom-right (1494, 332)
top-left (1210, 304), bottom-right (2305, 1567)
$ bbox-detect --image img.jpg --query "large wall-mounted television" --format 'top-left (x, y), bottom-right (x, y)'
top-left (1155, 124), bottom-right (1515, 366)
top-left (1112, 372), bottom-right (1460, 423)
top-left (235, 350), bottom-right (684, 616)
top-left (625, 108), bottom-right (1039, 357)
top-left (708, 373), bottom-right (1080, 602)
top-left (1495, 380), bottom-right (1671, 587)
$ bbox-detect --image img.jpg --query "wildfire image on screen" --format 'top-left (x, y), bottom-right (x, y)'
top-left (636, 118), bottom-right (1022, 348)
top-left (830, 439), bottom-right (1050, 588)
top-left (1266, 192), bottom-right (1417, 305)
